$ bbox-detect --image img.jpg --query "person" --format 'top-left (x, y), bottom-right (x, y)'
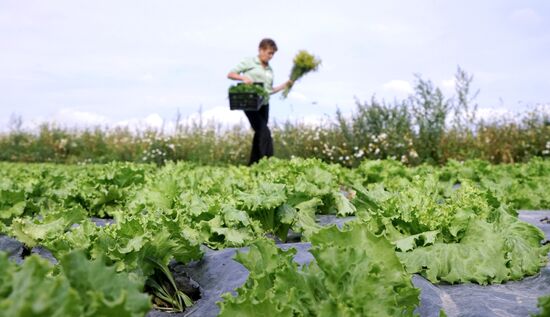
top-left (227, 38), bottom-right (292, 165)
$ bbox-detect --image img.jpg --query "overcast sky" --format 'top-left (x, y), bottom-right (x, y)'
top-left (1, 1), bottom-right (549, 131)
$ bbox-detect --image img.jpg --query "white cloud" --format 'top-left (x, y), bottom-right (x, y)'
top-left (301, 114), bottom-right (328, 126)
top-left (277, 113), bottom-right (329, 126)
top-left (185, 106), bottom-right (247, 127)
top-left (114, 114), bottom-right (175, 133)
top-left (50, 109), bottom-right (110, 126)
top-left (475, 104), bottom-right (550, 122)
top-left (440, 78), bottom-right (456, 94)
top-left (7, 109), bottom-right (175, 132)
top-left (0, 109), bottom-right (111, 132)
top-left (441, 78), bottom-right (455, 89)
top-left (144, 114), bottom-right (164, 129)
top-left (476, 107), bottom-right (514, 121)
top-left (42, 108), bottom-right (111, 128)
top-left (382, 80), bottom-right (414, 95)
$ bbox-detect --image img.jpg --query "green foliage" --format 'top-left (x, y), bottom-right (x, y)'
top-left (90, 215), bottom-right (203, 276)
top-left (0, 253), bottom-right (82, 317)
top-left (145, 256), bottom-right (193, 312)
top-left (533, 295), bottom-right (550, 317)
top-left (0, 251), bottom-right (151, 317)
top-left (0, 161), bottom-right (154, 220)
top-left (0, 157), bottom-right (549, 316)
top-left (10, 206), bottom-right (87, 247)
top-left (409, 74), bottom-right (451, 164)
top-left (351, 174), bottom-right (550, 284)
top-left (336, 97), bottom-right (415, 164)
top-left (228, 83), bottom-right (269, 99)
top-left (219, 222), bottom-right (419, 316)
top-left (60, 251), bottom-right (152, 317)
top-left (1, 68), bottom-right (549, 166)
top-left (283, 50), bottom-right (321, 98)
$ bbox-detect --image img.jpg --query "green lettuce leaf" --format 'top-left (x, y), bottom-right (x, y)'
top-left (60, 250), bottom-right (151, 317)
top-left (0, 254), bottom-right (83, 317)
top-left (398, 215), bottom-right (549, 284)
top-left (219, 222), bottom-right (420, 316)
top-left (10, 205), bottom-right (87, 247)
top-left (533, 294), bottom-right (550, 317)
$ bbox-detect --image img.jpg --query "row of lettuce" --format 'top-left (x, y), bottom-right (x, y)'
top-left (0, 158), bottom-right (549, 316)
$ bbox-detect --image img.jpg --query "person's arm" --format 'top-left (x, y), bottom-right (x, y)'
top-left (270, 80), bottom-right (293, 94)
top-left (227, 72), bottom-right (253, 84)
top-left (228, 58), bottom-right (254, 84)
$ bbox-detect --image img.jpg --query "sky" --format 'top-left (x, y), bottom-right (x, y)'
top-left (0, 1), bottom-right (549, 132)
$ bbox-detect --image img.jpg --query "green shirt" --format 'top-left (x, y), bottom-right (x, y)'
top-left (230, 56), bottom-right (274, 105)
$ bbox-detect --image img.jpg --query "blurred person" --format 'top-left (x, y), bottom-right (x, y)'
top-left (228, 38), bottom-right (292, 165)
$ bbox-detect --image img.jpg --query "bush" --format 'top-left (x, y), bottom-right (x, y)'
top-left (1, 68), bottom-right (549, 166)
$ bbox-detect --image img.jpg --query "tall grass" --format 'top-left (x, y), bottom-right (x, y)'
top-left (1, 68), bottom-right (549, 166)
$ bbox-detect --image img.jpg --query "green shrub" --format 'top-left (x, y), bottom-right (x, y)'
top-left (1, 68), bottom-right (548, 166)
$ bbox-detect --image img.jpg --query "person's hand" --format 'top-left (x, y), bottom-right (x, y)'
top-left (286, 79), bottom-right (294, 87)
top-left (242, 76), bottom-right (253, 84)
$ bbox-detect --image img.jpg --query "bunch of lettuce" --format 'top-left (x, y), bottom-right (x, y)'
top-left (7, 208), bottom-right (203, 313)
top-left (228, 83), bottom-right (269, 100)
top-left (0, 250), bottom-right (151, 317)
top-left (0, 161), bottom-right (154, 221)
top-left (124, 158), bottom-right (355, 248)
top-left (351, 176), bottom-right (550, 284)
top-left (282, 50), bottom-right (321, 98)
top-left (218, 222), bottom-right (420, 316)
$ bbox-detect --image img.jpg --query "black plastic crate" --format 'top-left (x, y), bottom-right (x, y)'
top-left (228, 92), bottom-right (264, 111)
top-left (228, 82), bottom-right (265, 111)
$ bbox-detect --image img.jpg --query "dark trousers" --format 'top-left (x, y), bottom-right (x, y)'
top-left (244, 104), bottom-right (273, 165)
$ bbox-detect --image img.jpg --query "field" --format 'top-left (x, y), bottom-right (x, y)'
top-left (1, 158), bottom-right (549, 316)
top-left (1, 69), bottom-right (550, 317)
